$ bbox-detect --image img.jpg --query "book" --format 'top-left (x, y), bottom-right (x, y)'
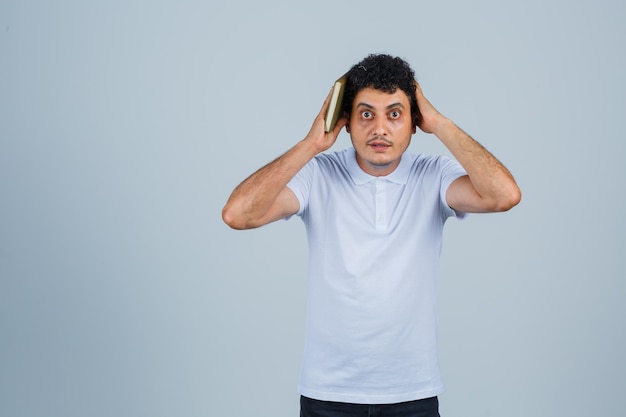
top-left (324, 74), bottom-right (348, 132)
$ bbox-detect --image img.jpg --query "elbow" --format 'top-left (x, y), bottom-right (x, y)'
top-left (495, 186), bottom-right (522, 212)
top-left (221, 205), bottom-right (248, 230)
top-left (222, 203), bottom-right (266, 230)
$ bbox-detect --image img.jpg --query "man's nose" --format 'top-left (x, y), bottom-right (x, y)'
top-left (372, 117), bottom-right (387, 136)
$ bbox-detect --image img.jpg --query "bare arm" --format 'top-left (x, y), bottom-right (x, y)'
top-left (415, 82), bottom-right (522, 213)
top-left (222, 88), bottom-right (348, 230)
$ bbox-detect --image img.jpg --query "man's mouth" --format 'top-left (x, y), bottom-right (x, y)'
top-left (368, 139), bottom-right (392, 151)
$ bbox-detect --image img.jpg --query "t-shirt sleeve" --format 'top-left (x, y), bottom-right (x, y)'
top-left (286, 158), bottom-right (316, 218)
top-left (439, 156), bottom-right (468, 220)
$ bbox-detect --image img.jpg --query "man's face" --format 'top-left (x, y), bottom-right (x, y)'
top-left (347, 87), bottom-right (416, 176)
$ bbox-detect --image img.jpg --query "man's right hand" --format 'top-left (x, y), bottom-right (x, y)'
top-left (304, 87), bottom-right (348, 154)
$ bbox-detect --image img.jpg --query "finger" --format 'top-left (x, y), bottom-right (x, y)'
top-left (318, 86), bottom-right (335, 116)
top-left (414, 81), bottom-right (424, 98)
top-left (331, 115), bottom-right (348, 136)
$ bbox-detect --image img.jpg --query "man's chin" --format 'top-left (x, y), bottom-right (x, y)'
top-left (359, 157), bottom-right (400, 175)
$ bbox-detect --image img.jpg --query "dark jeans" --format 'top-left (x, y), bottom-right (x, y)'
top-left (300, 396), bottom-right (440, 417)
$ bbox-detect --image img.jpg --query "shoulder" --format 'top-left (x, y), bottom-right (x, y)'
top-left (314, 148), bottom-right (351, 167)
top-left (290, 149), bottom-right (352, 189)
top-left (305, 149), bottom-right (353, 179)
top-left (404, 152), bottom-right (461, 175)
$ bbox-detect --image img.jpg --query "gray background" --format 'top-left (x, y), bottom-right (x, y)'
top-left (1, 1), bottom-right (624, 416)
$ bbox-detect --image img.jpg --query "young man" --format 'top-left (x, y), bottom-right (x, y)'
top-left (222, 54), bottom-right (521, 417)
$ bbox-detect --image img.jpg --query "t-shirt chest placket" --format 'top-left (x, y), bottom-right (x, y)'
top-left (374, 178), bottom-right (388, 231)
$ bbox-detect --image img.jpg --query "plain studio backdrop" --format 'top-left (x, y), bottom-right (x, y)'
top-left (1, 1), bottom-right (624, 416)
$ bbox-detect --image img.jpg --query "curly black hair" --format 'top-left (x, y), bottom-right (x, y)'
top-left (341, 54), bottom-right (422, 127)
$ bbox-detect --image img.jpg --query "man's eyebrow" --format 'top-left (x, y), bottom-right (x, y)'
top-left (355, 102), bottom-right (405, 110)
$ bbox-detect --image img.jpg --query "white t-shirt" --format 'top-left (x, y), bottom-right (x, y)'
top-left (286, 148), bottom-right (467, 404)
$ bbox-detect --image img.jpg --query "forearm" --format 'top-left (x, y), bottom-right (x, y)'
top-left (222, 139), bottom-right (318, 229)
top-left (434, 118), bottom-right (521, 211)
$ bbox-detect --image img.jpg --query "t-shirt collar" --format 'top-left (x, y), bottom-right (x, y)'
top-left (346, 147), bottom-right (411, 185)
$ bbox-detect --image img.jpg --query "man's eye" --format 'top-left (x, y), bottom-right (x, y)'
top-left (390, 110), bottom-right (400, 119)
top-left (361, 111), bottom-right (372, 119)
